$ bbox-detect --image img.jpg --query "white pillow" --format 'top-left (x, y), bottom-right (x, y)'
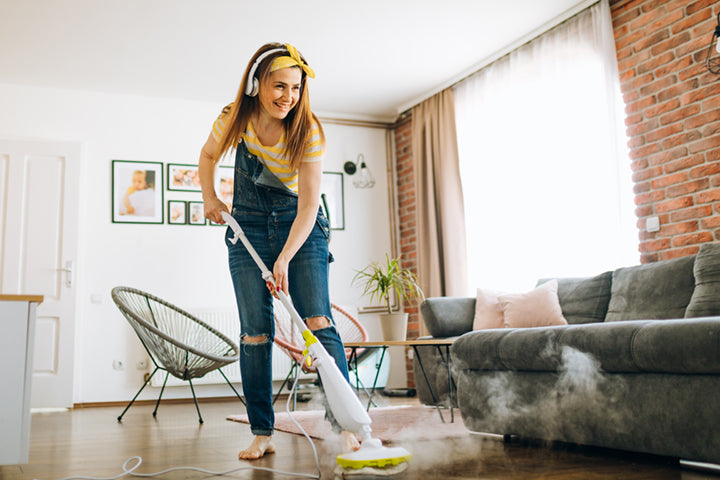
top-left (472, 288), bottom-right (505, 330)
top-left (498, 279), bottom-right (567, 328)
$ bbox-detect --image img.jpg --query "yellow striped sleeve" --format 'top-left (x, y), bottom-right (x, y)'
top-left (211, 104), bottom-right (233, 142)
top-left (303, 123), bottom-right (324, 163)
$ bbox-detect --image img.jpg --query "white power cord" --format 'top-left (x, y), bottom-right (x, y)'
top-left (36, 354), bottom-right (322, 480)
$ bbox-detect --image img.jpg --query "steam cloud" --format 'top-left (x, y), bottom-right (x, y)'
top-left (464, 344), bottom-right (628, 441)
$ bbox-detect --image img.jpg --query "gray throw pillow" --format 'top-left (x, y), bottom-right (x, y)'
top-left (605, 255), bottom-right (695, 322)
top-left (536, 271), bottom-right (612, 324)
top-left (685, 243), bottom-right (720, 318)
top-left (420, 297), bottom-right (475, 337)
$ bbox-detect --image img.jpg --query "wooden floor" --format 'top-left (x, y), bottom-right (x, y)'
top-left (2, 392), bottom-right (719, 480)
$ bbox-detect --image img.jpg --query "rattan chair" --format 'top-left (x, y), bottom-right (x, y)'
top-left (111, 286), bottom-right (244, 424)
top-left (272, 299), bottom-right (371, 408)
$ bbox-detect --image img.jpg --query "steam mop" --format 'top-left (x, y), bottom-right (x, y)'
top-left (221, 211), bottom-right (411, 472)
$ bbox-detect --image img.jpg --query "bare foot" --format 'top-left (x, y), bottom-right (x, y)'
top-left (238, 435), bottom-right (276, 460)
top-left (341, 431), bottom-right (361, 453)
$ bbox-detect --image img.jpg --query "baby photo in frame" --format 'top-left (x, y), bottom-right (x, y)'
top-left (217, 165), bottom-right (234, 212)
top-left (168, 200), bottom-right (187, 225)
top-left (112, 160), bottom-right (164, 224)
top-left (188, 201), bottom-right (206, 225)
top-left (168, 163), bottom-right (202, 192)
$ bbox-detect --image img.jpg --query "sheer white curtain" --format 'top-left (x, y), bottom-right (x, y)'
top-left (454, 0), bottom-right (636, 294)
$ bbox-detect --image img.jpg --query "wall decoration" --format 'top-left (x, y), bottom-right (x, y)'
top-left (168, 200), bottom-right (187, 225)
top-left (217, 166), bottom-right (234, 211)
top-left (112, 160), bottom-right (163, 224)
top-left (167, 163), bottom-right (201, 192)
top-left (188, 201), bottom-right (206, 225)
top-left (321, 171), bottom-right (345, 230)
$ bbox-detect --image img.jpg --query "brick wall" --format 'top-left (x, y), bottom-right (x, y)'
top-left (393, 113), bottom-right (421, 386)
top-left (612, 0), bottom-right (720, 262)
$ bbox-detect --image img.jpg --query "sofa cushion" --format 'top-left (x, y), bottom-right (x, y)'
top-left (605, 255), bottom-right (695, 322)
top-left (420, 297), bottom-right (475, 338)
top-left (452, 324), bottom-right (638, 373)
top-left (631, 317), bottom-right (720, 374)
top-left (685, 243), bottom-right (720, 318)
top-left (537, 271), bottom-right (612, 325)
top-left (451, 318), bottom-right (720, 375)
top-left (499, 280), bottom-right (567, 328)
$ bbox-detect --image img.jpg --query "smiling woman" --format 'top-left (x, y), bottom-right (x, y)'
top-left (195, 42), bottom-right (360, 462)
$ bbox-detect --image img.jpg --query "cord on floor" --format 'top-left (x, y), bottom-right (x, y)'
top-left (35, 355), bottom-right (322, 480)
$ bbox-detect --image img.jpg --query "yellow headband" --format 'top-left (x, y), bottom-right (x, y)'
top-left (270, 43), bottom-right (316, 79)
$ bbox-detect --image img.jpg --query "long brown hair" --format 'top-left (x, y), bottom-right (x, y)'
top-left (211, 42), bottom-right (325, 171)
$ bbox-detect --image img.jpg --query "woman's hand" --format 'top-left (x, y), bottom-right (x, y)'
top-left (272, 254), bottom-right (291, 295)
top-left (203, 195), bottom-right (229, 224)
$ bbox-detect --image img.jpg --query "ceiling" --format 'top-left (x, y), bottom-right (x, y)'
top-left (0, 0), bottom-right (589, 123)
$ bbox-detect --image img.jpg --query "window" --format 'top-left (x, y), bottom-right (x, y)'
top-left (454, 1), bottom-right (635, 293)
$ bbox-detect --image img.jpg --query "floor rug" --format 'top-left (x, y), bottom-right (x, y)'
top-left (227, 405), bottom-right (469, 443)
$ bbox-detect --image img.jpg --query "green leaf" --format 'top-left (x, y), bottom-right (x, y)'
top-left (352, 254), bottom-right (424, 315)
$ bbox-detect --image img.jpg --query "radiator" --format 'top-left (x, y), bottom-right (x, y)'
top-left (149, 308), bottom-right (296, 387)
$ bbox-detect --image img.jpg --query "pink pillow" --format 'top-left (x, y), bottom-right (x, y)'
top-left (498, 280), bottom-right (567, 328)
top-left (472, 288), bottom-right (505, 330)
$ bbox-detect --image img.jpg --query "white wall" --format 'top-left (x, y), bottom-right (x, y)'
top-left (0, 83), bottom-right (404, 404)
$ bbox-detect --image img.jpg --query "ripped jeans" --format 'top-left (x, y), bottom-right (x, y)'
top-left (226, 207), bottom-right (349, 437)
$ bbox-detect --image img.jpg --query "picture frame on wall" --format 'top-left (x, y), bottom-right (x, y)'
top-left (167, 163), bottom-right (202, 192)
top-left (111, 160), bottom-right (164, 224)
top-left (188, 201), bottom-right (206, 225)
top-left (321, 171), bottom-right (345, 230)
top-left (217, 165), bottom-right (234, 212)
top-left (168, 200), bottom-right (187, 225)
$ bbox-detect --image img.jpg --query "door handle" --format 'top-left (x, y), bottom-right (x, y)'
top-left (57, 260), bottom-right (73, 288)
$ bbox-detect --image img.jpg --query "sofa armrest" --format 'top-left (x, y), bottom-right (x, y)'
top-left (420, 297), bottom-right (475, 338)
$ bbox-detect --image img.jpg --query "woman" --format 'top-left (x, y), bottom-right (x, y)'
top-left (198, 42), bottom-right (359, 460)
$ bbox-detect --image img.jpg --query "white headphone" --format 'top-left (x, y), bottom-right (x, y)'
top-left (244, 47), bottom-right (287, 97)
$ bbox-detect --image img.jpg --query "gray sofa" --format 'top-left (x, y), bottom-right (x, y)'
top-left (413, 242), bottom-right (720, 464)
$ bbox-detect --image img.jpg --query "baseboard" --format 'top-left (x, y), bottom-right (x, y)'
top-left (72, 395), bottom-right (282, 409)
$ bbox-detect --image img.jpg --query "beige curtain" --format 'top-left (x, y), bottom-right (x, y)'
top-left (411, 88), bottom-right (468, 330)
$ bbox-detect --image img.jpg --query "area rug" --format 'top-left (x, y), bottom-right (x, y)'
top-left (227, 405), bottom-right (469, 443)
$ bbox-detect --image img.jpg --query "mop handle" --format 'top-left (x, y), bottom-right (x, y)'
top-left (222, 211), bottom-right (374, 434)
top-left (220, 211), bottom-right (310, 338)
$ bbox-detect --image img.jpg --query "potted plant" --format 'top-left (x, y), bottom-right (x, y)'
top-left (353, 254), bottom-right (424, 341)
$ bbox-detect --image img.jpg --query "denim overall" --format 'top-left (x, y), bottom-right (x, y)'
top-left (225, 141), bottom-right (349, 436)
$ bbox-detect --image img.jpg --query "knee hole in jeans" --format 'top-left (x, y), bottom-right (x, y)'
top-left (241, 334), bottom-right (269, 344)
top-left (305, 316), bottom-right (331, 331)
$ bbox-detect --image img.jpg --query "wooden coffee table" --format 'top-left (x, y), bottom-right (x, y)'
top-left (344, 338), bottom-right (456, 423)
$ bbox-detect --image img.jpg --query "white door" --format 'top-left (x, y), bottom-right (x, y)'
top-left (0, 139), bottom-right (81, 408)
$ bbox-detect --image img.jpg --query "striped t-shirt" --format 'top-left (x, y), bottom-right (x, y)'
top-left (211, 105), bottom-right (323, 193)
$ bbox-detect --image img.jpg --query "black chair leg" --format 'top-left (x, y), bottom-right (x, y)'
top-left (153, 371), bottom-right (170, 417)
top-left (218, 368), bottom-right (246, 406)
top-left (187, 378), bottom-right (203, 424)
top-left (118, 367), bottom-right (159, 422)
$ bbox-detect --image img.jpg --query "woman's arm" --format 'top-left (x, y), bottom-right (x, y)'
top-left (198, 132), bottom-right (229, 224)
top-left (273, 160), bottom-right (322, 293)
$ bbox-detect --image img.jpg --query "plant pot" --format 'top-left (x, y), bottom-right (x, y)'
top-left (379, 312), bottom-right (408, 341)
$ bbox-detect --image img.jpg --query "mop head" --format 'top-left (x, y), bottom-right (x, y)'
top-left (336, 437), bottom-right (411, 473)
top-left (334, 461), bottom-right (408, 478)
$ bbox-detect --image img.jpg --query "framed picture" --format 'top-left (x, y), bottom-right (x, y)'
top-left (217, 166), bottom-right (234, 211)
top-left (167, 163), bottom-right (201, 192)
top-left (168, 200), bottom-right (187, 225)
top-left (188, 201), bottom-right (206, 225)
top-left (321, 171), bottom-right (345, 230)
top-left (111, 160), bottom-right (163, 224)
